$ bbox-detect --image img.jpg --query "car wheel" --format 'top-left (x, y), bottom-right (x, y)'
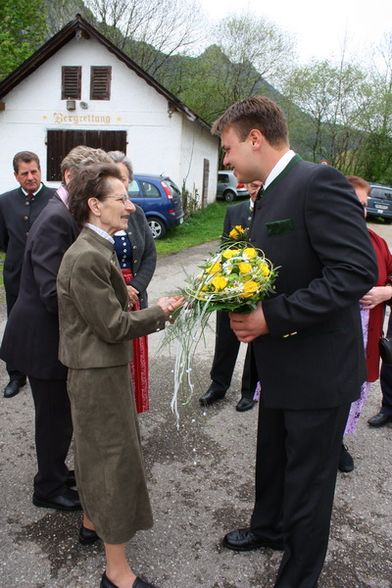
top-left (148, 217), bottom-right (166, 239)
top-left (223, 190), bottom-right (235, 202)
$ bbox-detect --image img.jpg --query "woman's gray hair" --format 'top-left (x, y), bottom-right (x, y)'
top-left (107, 151), bottom-right (133, 182)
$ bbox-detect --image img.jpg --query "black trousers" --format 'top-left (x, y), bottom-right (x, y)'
top-left (29, 377), bottom-right (73, 498)
top-left (210, 311), bottom-right (256, 400)
top-left (251, 401), bottom-right (351, 588)
top-left (380, 312), bottom-right (392, 416)
top-left (4, 290), bottom-right (26, 382)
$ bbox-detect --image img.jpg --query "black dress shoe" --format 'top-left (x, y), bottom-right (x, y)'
top-left (79, 524), bottom-right (100, 545)
top-left (338, 444), bottom-right (354, 473)
top-left (223, 527), bottom-right (284, 552)
top-left (236, 397), bottom-right (255, 412)
top-left (33, 487), bottom-right (82, 511)
top-left (101, 572), bottom-right (158, 588)
top-left (3, 378), bottom-right (26, 399)
top-left (368, 411), bottom-right (392, 427)
top-left (199, 385), bottom-right (226, 406)
top-left (66, 470), bottom-right (76, 488)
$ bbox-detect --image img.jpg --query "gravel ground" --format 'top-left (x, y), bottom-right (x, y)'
top-left (1, 230), bottom-right (392, 588)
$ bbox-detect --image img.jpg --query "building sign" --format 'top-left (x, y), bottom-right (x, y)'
top-left (53, 112), bottom-right (112, 124)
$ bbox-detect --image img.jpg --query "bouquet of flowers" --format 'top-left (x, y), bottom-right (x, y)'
top-left (163, 231), bottom-right (278, 425)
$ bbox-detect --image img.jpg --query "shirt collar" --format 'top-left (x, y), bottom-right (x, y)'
top-left (85, 223), bottom-right (114, 244)
top-left (263, 150), bottom-right (296, 190)
top-left (21, 182), bottom-right (43, 197)
top-left (56, 184), bottom-right (69, 207)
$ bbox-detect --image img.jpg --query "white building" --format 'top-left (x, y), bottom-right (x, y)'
top-left (0, 14), bottom-right (219, 203)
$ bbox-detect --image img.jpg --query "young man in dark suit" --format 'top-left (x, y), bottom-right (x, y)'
top-left (212, 96), bottom-right (377, 587)
top-left (0, 151), bottom-right (55, 398)
top-left (200, 181), bottom-right (262, 412)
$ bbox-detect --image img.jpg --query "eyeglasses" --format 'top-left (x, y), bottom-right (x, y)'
top-left (107, 195), bottom-right (130, 204)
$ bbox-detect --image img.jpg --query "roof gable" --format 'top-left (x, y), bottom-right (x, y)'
top-left (0, 14), bottom-right (211, 131)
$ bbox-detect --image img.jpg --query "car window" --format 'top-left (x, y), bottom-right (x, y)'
top-left (142, 181), bottom-right (160, 198)
top-left (218, 174), bottom-right (229, 184)
top-left (370, 187), bottom-right (392, 200)
top-left (166, 179), bottom-right (181, 197)
top-left (128, 180), bottom-right (142, 198)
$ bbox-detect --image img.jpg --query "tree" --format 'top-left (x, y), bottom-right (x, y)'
top-left (282, 59), bottom-right (368, 167)
top-left (83, 0), bottom-right (206, 76)
top-left (213, 14), bottom-right (295, 103)
top-left (354, 33), bottom-right (392, 183)
top-left (0, 0), bottom-right (48, 80)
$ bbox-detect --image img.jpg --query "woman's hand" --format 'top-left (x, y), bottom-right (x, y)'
top-left (156, 295), bottom-right (185, 321)
top-left (360, 285), bottom-right (392, 309)
top-left (127, 285), bottom-right (139, 309)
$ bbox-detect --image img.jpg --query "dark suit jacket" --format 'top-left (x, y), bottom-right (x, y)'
top-left (126, 204), bottom-right (157, 309)
top-left (249, 158), bottom-right (377, 409)
top-left (223, 200), bottom-right (253, 238)
top-left (57, 227), bottom-right (165, 369)
top-left (0, 194), bottom-right (79, 380)
top-left (0, 184), bottom-right (55, 300)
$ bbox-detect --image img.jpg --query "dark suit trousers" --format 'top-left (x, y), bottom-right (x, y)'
top-left (380, 312), bottom-right (392, 415)
top-left (251, 401), bottom-right (350, 588)
top-left (4, 290), bottom-right (26, 382)
top-left (29, 377), bottom-right (73, 498)
top-left (210, 311), bottom-right (255, 400)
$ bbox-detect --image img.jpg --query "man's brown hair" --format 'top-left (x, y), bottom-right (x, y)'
top-left (346, 175), bottom-right (371, 196)
top-left (211, 95), bottom-right (289, 147)
top-left (13, 151), bottom-right (40, 173)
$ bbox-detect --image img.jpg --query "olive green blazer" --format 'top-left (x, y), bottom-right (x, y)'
top-left (57, 226), bottom-right (165, 369)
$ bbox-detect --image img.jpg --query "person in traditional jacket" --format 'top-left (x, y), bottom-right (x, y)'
top-left (339, 175), bottom-right (392, 472)
top-left (57, 162), bottom-right (182, 588)
top-left (0, 151), bottom-right (55, 398)
top-left (108, 151), bottom-right (157, 413)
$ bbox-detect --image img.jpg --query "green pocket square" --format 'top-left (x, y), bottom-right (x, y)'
top-left (266, 218), bottom-right (295, 236)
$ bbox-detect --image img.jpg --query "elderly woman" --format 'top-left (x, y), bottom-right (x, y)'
top-left (108, 151), bottom-right (156, 412)
top-left (57, 163), bottom-right (182, 588)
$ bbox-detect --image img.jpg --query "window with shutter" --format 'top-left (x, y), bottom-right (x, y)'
top-left (90, 66), bottom-right (112, 100)
top-left (62, 66), bottom-right (81, 100)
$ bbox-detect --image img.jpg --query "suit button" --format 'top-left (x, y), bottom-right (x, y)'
top-left (24, 215), bottom-right (28, 220)
top-left (134, 259), bottom-right (138, 263)
top-left (133, 245), bottom-right (137, 249)
top-left (25, 201), bottom-right (30, 206)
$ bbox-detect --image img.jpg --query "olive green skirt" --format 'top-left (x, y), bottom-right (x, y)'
top-left (67, 365), bottom-right (153, 544)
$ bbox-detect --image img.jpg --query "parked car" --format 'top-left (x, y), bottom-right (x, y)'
top-left (367, 183), bottom-right (392, 222)
top-left (128, 174), bottom-right (184, 239)
top-left (216, 170), bottom-right (249, 202)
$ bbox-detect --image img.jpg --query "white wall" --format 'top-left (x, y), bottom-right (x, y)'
top-left (0, 36), bottom-right (218, 199)
top-left (180, 117), bottom-right (219, 204)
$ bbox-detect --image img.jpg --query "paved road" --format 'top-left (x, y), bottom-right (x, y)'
top-left (1, 225), bottom-right (392, 588)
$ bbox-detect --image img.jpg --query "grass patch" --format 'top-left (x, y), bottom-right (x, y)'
top-left (155, 201), bottom-right (233, 255)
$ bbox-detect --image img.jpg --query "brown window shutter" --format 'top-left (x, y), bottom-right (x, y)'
top-left (90, 66), bottom-right (112, 100)
top-left (62, 66), bottom-right (81, 99)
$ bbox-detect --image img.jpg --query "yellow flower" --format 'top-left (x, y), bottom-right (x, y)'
top-left (208, 261), bottom-right (221, 274)
top-left (238, 262), bottom-right (252, 274)
top-left (229, 225), bottom-right (246, 239)
top-left (211, 276), bottom-right (228, 291)
top-left (259, 261), bottom-right (270, 276)
top-left (243, 247), bottom-right (257, 260)
top-left (241, 280), bottom-right (259, 298)
top-left (222, 249), bottom-right (237, 259)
